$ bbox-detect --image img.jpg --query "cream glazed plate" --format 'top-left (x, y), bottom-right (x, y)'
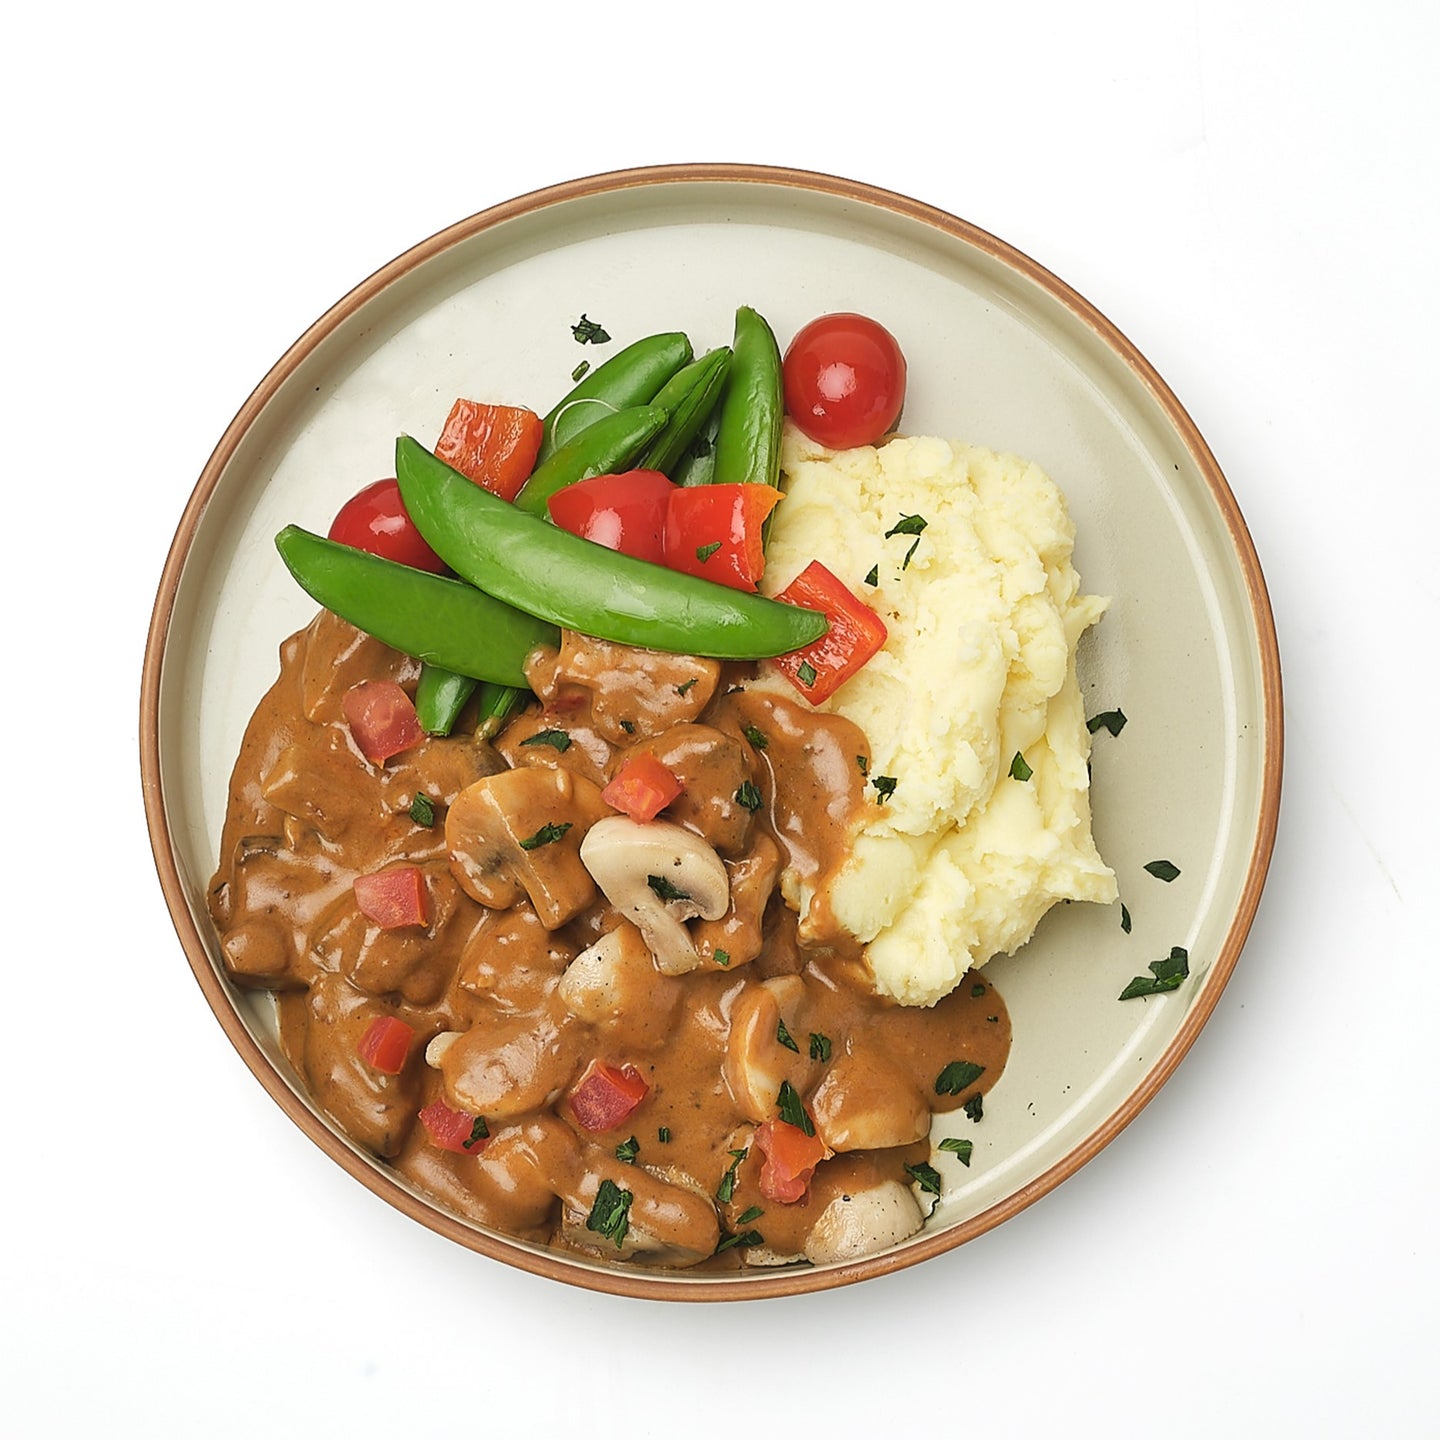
top-left (141, 164), bottom-right (1282, 1301)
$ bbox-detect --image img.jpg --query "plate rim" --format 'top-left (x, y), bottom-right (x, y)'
top-left (139, 161), bottom-right (1284, 1302)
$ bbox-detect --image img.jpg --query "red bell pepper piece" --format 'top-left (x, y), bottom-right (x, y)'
top-left (663, 483), bottom-right (781, 592)
top-left (353, 866), bottom-right (428, 929)
top-left (567, 1060), bottom-right (650, 1133)
top-left (356, 1015), bottom-right (415, 1075)
top-left (342, 680), bottom-right (425, 764)
top-left (601, 754), bottom-right (684, 822)
top-left (435, 399), bottom-right (543, 502)
top-left (770, 561), bottom-right (888, 703)
top-left (418, 1099), bottom-right (491, 1154)
top-left (547, 469), bottom-right (672, 565)
top-left (753, 1117), bottom-right (830, 1204)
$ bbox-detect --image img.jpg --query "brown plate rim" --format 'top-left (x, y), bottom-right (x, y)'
top-left (139, 161), bottom-right (1284, 1302)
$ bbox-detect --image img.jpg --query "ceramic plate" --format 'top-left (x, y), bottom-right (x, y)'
top-left (141, 164), bottom-right (1282, 1300)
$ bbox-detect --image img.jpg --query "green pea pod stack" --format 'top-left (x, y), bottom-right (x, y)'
top-left (514, 403), bottom-right (670, 517)
top-left (711, 306), bottom-right (784, 490)
top-left (635, 347), bottom-right (732, 475)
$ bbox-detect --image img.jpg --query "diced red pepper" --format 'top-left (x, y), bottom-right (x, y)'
top-left (435, 399), bottom-right (543, 502)
top-left (567, 1060), bottom-right (650, 1133)
top-left (770, 561), bottom-right (888, 703)
top-left (418, 1099), bottom-right (491, 1154)
top-left (353, 866), bottom-right (428, 929)
top-left (547, 469), bottom-right (673, 565)
top-left (601, 754), bottom-right (684, 822)
top-left (663, 484), bottom-right (781, 592)
top-left (342, 680), bottom-right (425, 764)
top-left (753, 1117), bottom-right (830, 1204)
top-left (356, 1015), bottom-right (415, 1075)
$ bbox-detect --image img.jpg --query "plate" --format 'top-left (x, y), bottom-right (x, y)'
top-left (140, 164), bottom-right (1282, 1300)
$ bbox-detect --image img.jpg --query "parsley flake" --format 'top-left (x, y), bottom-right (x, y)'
top-left (619, 719), bottom-right (636, 734)
top-left (647, 873), bottom-right (692, 903)
top-left (1009, 752), bottom-right (1033, 782)
top-left (571, 313), bottom-right (610, 345)
top-left (1087, 709), bottom-right (1128, 737)
top-left (905, 1160), bottom-right (943, 1198)
top-left (695, 541), bottom-right (722, 563)
top-left (735, 779), bottom-right (763, 813)
top-left (964, 1093), bottom-right (984, 1123)
top-left (735, 1205), bottom-right (764, 1226)
top-left (571, 359), bottom-right (591, 382)
top-left (615, 1135), bottom-right (639, 1164)
top-left (715, 1228), bottom-right (766, 1254)
top-left (938, 1136), bottom-right (974, 1167)
top-left (521, 728), bottom-right (572, 752)
top-left (864, 565), bottom-right (879, 587)
top-left (971, 983), bottom-right (987, 998)
top-left (935, 1060), bottom-right (986, 1095)
top-left (716, 1147), bottom-right (748, 1204)
top-left (658, 1126), bottom-right (671, 1143)
top-left (585, 1179), bottom-right (633, 1248)
top-left (519, 821), bottom-right (572, 851)
top-left (856, 754), bottom-right (869, 775)
top-left (676, 677), bottom-right (698, 696)
top-left (797, 660), bottom-right (818, 688)
top-left (1119, 946), bottom-right (1190, 1000)
top-left (1121, 903), bottom-right (1132, 933)
top-left (776, 1080), bottom-right (815, 1136)
top-left (808, 1032), bottom-right (832, 1063)
top-left (714, 949), bottom-right (731, 968)
top-left (407, 793), bottom-right (436, 827)
top-left (775, 1017), bottom-right (800, 1054)
top-left (1145, 859), bottom-right (1181, 883)
top-left (885, 513), bottom-right (928, 568)
top-left (871, 774), bottom-right (897, 803)
top-left (742, 724), bottom-right (768, 750)
top-left (463, 1116), bottom-right (490, 1151)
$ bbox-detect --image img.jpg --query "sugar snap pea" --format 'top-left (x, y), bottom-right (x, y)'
top-left (514, 403), bottom-right (669, 517)
top-left (275, 526), bottom-right (559, 687)
top-left (537, 331), bottom-right (692, 464)
top-left (635, 347), bottom-right (732, 476)
top-left (395, 437), bottom-right (829, 659)
top-left (712, 306), bottom-right (783, 489)
top-left (415, 664), bottom-right (477, 736)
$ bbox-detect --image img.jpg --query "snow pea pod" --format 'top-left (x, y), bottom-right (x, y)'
top-left (712, 306), bottom-right (783, 489)
top-left (415, 664), bottom-right (477, 736)
top-left (537, 331), bottom-right (692, 464)
top-left (635, 347), bottom-right (732, 476)
top-left (395, 437), bottom-right (829, 659)
top-left (514, 403), bottom-right (669, 517)
top-left (274, 526), bottom-right (559, 687)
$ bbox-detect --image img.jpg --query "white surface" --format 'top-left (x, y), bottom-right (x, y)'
top-left (4, 2), bottom-right (1435, 1435)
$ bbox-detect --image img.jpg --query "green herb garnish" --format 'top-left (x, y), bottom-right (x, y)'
top-left (695, 541), bottom-right (722, 563)
top-left (885, 513), bottom-right (928, 568)
top-left (871, 774), bottom-right (897, 803)
top-left (964, 1094), bottom-right (984, 1122)
top-left (1119, 946), bottom-right (1190, 1000)
top-left (716, 1147), bottom-right (748, 1204)
top-left (463, 1115), bottom-right (490, 1151)
top-left (585, 1179), bottom-right (633, 1248)
top-left (797, 660), bottom-right (818, 688)
top-left (776, 1080), bottom-right (815, 1136)
top-left (1121, 903), bottom-right (1132, 933)
top-left (521, 728), bottom-right (572, 752)
top-left (715, 1228), bottom-right (766, 1254)
top-left (735, 779), bottom-right (763, 813)
top-left (619, 719), bottom-right (636, 734)
top-left (615, 1135), bottom-right (639, 1164)
top-left (864, 565), bottom-right (879, 586)
top-left (714, 949), bottom-right (731, 968)
top-left (676, 677), bottom-right (699, 696)
top-left (407, 793), bottom-right (436, 827)
top-left (1087, 709), bottom-right (1128, 737)
top-left (571, 313), bottom-right (610, 345)
top-left (938, 1136), bottom-right (974, 1167)
top-left (1009, 752), bottom-right (1033, 782)
top-left (571, 359), bottom-right (590, 382)
top-left (808, 1032), bottom-right (832, 1063)
top-left (971, 983), bottom-right (986, 998)
top-left (1144, 859), bottom-right (1181, 883)
top-left (658, 1126), bottom-right (671, 1143)
top-left (856, 754), bottom-right (869, 775)
top-left (776, 1017), bottom-right (799, 1053)
top-left (742, 725), bottom-right (768, 750)
top-left (735, 1205), bottom-right (764, 1226)
top-left (935, 1060), bottom-right (985, 1095)
top-left (905, 1160), bottom-right (943, 1198)
top-left (519, 821), bottom-right (572, 851)
top-left (647, 873), bottom-right (692, 903)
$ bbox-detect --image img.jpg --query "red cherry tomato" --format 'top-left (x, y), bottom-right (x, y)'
top-left (546, 469), bottom-right (672, 565)
top-left (782, 313), bottom-right (907, 451)
top-left (327, 478), bottom-right (447, 573)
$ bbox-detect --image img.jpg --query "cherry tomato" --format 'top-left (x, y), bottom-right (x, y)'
top-left (546, 469), bottom-right (672, 565)
top-left (328, 478), bottom-right (446, 573)
top-left (782, 313), bottom-right (907, 451)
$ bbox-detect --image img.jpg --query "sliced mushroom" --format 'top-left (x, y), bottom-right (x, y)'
top-left (721, 975), bottom-right (821, 1123)
top-left (803, 1180), bottom-right (925, 1264)
top-left (557, 922), bottom-right (684, 1050)
top-left (445, 766), bottom-right (608, 929)
top-left (579, 817), bottom-right (729, 975)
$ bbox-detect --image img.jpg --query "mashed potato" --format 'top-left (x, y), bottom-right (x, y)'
top-left (758, 425), bottom-right (1117, 1006)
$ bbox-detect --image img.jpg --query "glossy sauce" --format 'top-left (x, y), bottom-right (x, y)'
top-left (210, 612), bottom-right (1010, 1268)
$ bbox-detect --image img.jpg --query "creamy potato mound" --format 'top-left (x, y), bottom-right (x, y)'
top-left (759, 424), bottom-right (1117, 1006)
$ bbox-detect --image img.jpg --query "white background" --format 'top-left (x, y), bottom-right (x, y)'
top-left (5, 2), bottom-right (1436, 1436)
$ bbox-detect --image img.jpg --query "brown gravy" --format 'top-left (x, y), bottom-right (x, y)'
top-left (210, 611), bottom-right (1010, 1268)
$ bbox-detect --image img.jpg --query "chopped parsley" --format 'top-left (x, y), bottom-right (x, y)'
top-left (1009, 751), bottom-right (1033, 782)
top-left (856, 754), bottom-right (869, 775)
top-left (407, 793), bottom-right (436, 827)
top-left (1121, 903), bottom-right (1132, 934)
top-left (864, 564), bottom-right (879, 587)
top-left (938, 1136), bottom-right (974, 1167)
top-left (905, 1160), bottom-right (943, 1199)
top-left (614, 1135), bottom-right (640, 1164)
top-left (585, 1179), bottom-right (633, 1248)
top-left (776, 1080), bottom-right (815, 1136)
top-left (521, 728), bottom-right (572, 752)
top-left (742, 724), bottom-right (768, 750)
top-left (797, 660), bottom-right (818, 688)
top-left (775, 1017), bottom-right (799, 1053)
top-left (971, 983), bottom-right (987, 998)
top-left (935, 1060), bottom-right (986, 1096)
top-left (735, 779), bottom-right (763, 813)
top-left (871, 774), bottom-right (897, 804)
top-left (658, 1126), bottom-right (671, 1144)
top-left (1144, 859), bottom-right (1181, 883)
top-left (808, 1032), bottom-right (832, 1063)
top-left (519, 821), bottom-right (572, 851)
top-left (695, 541), bottom-right (722, 563)
top-left (716, 1147), bottom-right (748, 1204)
top-left (675, 677), bottom-right (699, 696)
top-left (715, 1227), bottom-right (766, 1254)
top-left (571, 359), bottom-right (590, 382)
top-left (646, 873), bottom-right (692, 903)
top-left (619, 719), bottom-right (636, 734)
top-left (571, 313), bottom-right (610, 345)
top-left (714, 949), bottom-right (731, 968)
top-left (735, 1205), bottom-right (764, 1226)
top-left (964, 1094), bottom-right (984, 1123)
top-left (1087, 709), bottom-right (1128, 737)
top-left (884, 512), bottom-right (928, 568)
top-left (463, 1116), bottom-right (490, 1151)
top-left (1119, 946), bottom-right (1190, 1000)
